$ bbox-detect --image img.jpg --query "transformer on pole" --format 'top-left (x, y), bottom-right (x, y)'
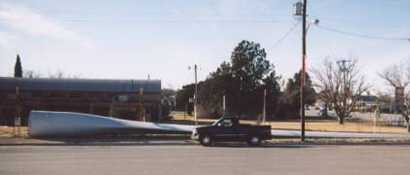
top-left (293, 1), bottom-right (303, 16)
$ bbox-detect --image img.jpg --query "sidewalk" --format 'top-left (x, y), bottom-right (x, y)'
top-left (2, 136), bottom-right (410, 146)
top-left (0, 137), bottom-right (65, 146)
top-left (0, 137), bottom-right (198, 146)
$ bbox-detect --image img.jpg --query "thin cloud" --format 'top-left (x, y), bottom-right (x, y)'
top-left (0, 3), bottom-right (91, 46)
top-left (0, 31), bottom-right (17, 48)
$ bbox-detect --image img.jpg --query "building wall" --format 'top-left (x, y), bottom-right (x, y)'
top-left (0, 77), bottom-right (161, 126)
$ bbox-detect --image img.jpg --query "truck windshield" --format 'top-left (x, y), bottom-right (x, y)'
top-left (212, 118), bottom-right (224, 126)
top-left (212, 118), bottom-right (235, 127)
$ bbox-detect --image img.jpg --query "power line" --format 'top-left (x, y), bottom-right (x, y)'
top-left (272, 21), bottom-right (301, 48)
top-left (39, 18), bottom-right (289, 24)
top-left (316, 24), bottom-right (410, 41)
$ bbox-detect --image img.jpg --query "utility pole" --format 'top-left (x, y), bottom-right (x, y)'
top-left (337, 59), bottom-right (351, 122)
top-left (262, 88), bottom-right (267, 123)
top-left (189, 64), bottom-right (198, 125)
top-left (139, 87), bottom-right (145, 121)
top-left (300, 0), bottom-right (307, 142)
top-left (15, 86), bottom-right (22, 137)
top-left (222, 95), bottom-right (226, 115)
top-left (194, 64), bottom-right (198, 125)
top-left (336, 59), bottom-right (351, 92)
top-left (294, 0), bottom-right (319, 141)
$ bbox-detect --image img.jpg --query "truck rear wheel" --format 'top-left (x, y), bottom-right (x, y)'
top-left (200, 135), bottom-right (213, 146)
top-left (247, 136), bottom-right (261, 146)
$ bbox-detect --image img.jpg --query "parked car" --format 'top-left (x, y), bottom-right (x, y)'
top-left (191, 116), bottom-right (272, 146)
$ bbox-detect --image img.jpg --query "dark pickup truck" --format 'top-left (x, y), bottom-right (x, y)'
top-left (191, 117), bottom-right (272, 146)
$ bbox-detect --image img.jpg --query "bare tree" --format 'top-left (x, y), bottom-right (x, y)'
top-left (379, 64), bottom-right (410, 88)
top-left (400, 94), bottom-right (410, 132)
top-left (49, 70), bottom-right (65, 79)
top-left (379, 62), bottom-right (410, 132)
top-left (23, 70), bottom-right (42, 79)
top-left (23, 69), bottom-right (81, 79)
top-left (312, 58), bottom-right (368, 124)
top-left (48, 70), bottom-right (81, 79)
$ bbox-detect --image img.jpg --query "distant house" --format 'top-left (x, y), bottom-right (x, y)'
top-left (0, 77), bottom-right (162, 126)
top-left (356, 95), bottom-right (378, 112)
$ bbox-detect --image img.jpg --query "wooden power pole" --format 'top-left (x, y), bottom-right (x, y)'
top-left (300, 0), bottom-right (307, 141)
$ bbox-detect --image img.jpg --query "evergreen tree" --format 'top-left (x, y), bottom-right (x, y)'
top-left (14, 54), bottom-right (23, 78)
top-left (278, 71), bottom-right (316, 118)
top-left (198, 40), bottom-right (281, 118)
top-left (175, 84), bottom-right (195, 115)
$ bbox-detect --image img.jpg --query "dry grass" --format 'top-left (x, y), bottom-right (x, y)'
top-left (172, 113), bottom-right (408, 134)
top-left (0, 114), bottom-right (405, 139)
top-left (0, 126), bottom-right (28, 138)
top-left (269, 121), bottom-right (406, 133)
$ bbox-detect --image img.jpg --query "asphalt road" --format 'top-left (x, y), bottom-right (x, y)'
top-left (1, 144), bottom-right (410, 175)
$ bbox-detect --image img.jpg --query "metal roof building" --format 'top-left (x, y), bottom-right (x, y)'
top-left (0, 77), bottom-right (161, 93)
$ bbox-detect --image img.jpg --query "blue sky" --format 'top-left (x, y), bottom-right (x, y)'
top-left (0, 0), bottom-right (409, 91)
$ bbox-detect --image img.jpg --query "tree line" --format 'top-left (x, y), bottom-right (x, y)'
top-left (176, 40), bottom-right (316, 120)
top-left (176, 40), bottom-right (410, 132)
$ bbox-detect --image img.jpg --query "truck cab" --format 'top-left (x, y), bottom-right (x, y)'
top-left (192, 116), bottom-right (272, 146)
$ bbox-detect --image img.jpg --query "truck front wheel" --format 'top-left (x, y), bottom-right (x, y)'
top-left (200, 135), bottom-right (213, 146)
top-left (247, 136), bottom-right (261, 146)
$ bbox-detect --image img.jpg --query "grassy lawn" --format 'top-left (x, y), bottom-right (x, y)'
top-left (172, 113), bottom-right (408, 134)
